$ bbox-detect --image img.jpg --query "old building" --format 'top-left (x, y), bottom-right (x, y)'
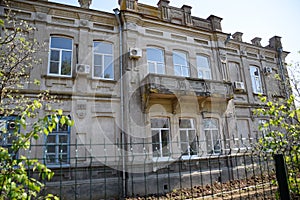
top-left (0, 0), bottom-right (289, 199)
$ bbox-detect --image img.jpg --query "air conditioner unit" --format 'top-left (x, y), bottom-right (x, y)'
top-left (234, 81), bottom-right (245, 92)
top-left (129, 48), bottom-right (142, 59)
top-left (263, 66), bottom-right (272, 75)
top-left (76, 64), bottom-right (90, 74)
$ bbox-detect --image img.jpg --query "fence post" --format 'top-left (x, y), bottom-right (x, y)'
top-left (274, 154), bottom-right (291, 200)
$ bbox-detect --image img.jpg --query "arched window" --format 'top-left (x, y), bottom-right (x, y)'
top-left (250, 66), bottom-right (263, 94)
top-left (93, 41), bottom-right (114, 79)
top-left (151, 118), bottom-right (170, 158)
top-left (48, 36), bottom-right (73, 77)
top-left (197, 55), bottom-right (211, 79)
top-left (173, 51), bottom-right (189, 77)
top-left (204, 118), bottom-right (221, 155)
top-left (228, 62), bottom-right (241, 82)
top-left (146, 47), bottom-right (165, 74)
top-left (179, 118), bottom-right (197, 158)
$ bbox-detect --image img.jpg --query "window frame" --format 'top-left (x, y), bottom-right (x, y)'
top-left (173, 50), bottom-right (190, 77)
top-left (179, 118), bottom-right (198, 159)
top-left (0, 116), bottom-right (18, 158)
top-left (44, 120), bottom-right (71, 167)
top-left (196, 55), bottom-right (212, 80)
top-left (93, 41), bottom-right (114, 80)
top-left (250, 66), bottom-right (263, 94)
top-left (146, 47), bottom-right (165, 74)
top-left (151, 118), bottom-right (171, 159)
top-left (204, 118), bottom-right (221, 155)
top-left (48, 36), bottom-right (73, 77)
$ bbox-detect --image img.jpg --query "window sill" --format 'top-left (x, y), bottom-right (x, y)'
top-left (42, 74), bottom-right (73, 79)
top-left (46, 164), bottom-right (70, 169)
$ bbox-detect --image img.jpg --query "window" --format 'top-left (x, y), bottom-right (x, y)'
top-left (151, 118), bottom-right (171, 158)
top-left (45, 122), bottom-right (70, 165)
top-left (0, 116), bottom-right (18, 157)
top-left (228, 62), bottom-right (241, 82)
top-left (204, 118), bottom-right (221, 155)
top-left (259, 119), bottom-right (268, 137)
top-left (173, 51), bottom-right (189, 77)
top-left (179, 118), bottom-right (197, 158)
top-left (197, 55), bottom-right (211, 79)
top-left (49, 37), bottom-right (73, 76)
top-left (93, 42), bottom-right (114, 79)
top-left (250, 66), bottom-right (263, 94)
top-left (147, 47), bottom-right (165, 74)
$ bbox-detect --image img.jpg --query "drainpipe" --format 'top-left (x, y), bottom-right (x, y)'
top-left (113, 8), bottom-right (127, 197)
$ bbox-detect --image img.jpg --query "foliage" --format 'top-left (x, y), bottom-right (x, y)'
top-left (254, 94), bottom-right (300, 198)
top-left (0, 3), bottom-right (73, 199)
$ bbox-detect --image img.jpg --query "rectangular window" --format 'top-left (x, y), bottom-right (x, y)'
top-left (151, 118), bottom-right (170, 158)
top-left (197, 55), bottom-right (211, 79)
top-left (204, 118), bottom-right (221, 155)
top-left (0, 116), bottom-right (18, 158)
top-left (179, 118), bottom-right (197, 158)
top-left (147, 47), bottom-right (165, 74)
top-left (250, 66), bottom-right (263, 94)
top-left (173, 51), bottom-right (189, 77)
top-left (45, 122), bottom-right (70, 165)
top-left (93, 42), bottom-right (114, 79)
top-left (48, 37), bottom-right (73, 76)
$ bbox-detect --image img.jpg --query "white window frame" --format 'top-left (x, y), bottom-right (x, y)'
top-left (48, 36), bottom-right (73, 77)
top-left (250, 66), bottom-right (263, 94)
top-left (204, 118), bottom-right (221, 155)
top-left (45, 122), bottom-right (70, 166)
top-left (151, 118), bottom-right (171, 159)
top-left (197, 55), bottom-right (212, 80)
top-left (179, 118), bottom-right (198, 159)
top-left (93, 41), bottom-right (114, 80)
top-left (173, 51), bottom-right (190, 77)
top-left (147, 47), bottom-right (165, 74)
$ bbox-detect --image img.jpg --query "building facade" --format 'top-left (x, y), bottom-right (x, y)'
top-left (1, 0), bottom-right (289, 198)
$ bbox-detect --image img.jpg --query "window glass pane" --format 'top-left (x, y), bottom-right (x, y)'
top-left (47, 135), bottom-right (56, 143)
top-left (94, 55), bottom-right (102, 66)
top-left (150, 118), bottom-right (169, 128)
top-left (50, 50), bottom-right (59, 61)
top-left (51, 37), bottom-right (72, 50)
top-left (174, 65), bottom-right (181, 76)
top-left (152, 130), bottom-right (160, 157)
top-left (104, 55), bottom-right (114, 79)
top-left (161, 130), bottom-right (170, 156)
top-left (59, 135), bottom-right (68, 143)
top-left (157, 63), bottom-right (165, 74)
top-left (182, 67), bottom-right (189, 77)
top-left (47, 155), bottom-right (56, 163)
top-left (94, 42), bottom-right (113, 54)
top-left (179, 119), bottom-right (192, 128)
top-left (197, 56), bottom-right (209, 68)
top-left (47, 145), bottom-right (56, 153)
top-left (173, 51), bottom-right (187, 65)
top-left (147, 48), bottom-right (164, 62)
top-left (148, 62), bottom-right (155, 73)
top-left (180, 130), bottom-right (187, 142)
top-left (204, 119), bottom-right (218, 129)
top-left (94, 65), bottom-right (103, 78)
top-left (59, 145), bottom-right (68, 153)
top-left (49, 62), bottom-right (59, 74)
top-left (61, 51), bottom-right (71, 75)
top-left (204, 71), bottom-right (211, 79)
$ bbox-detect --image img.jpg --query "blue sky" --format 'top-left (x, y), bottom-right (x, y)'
top-left (51, 0), bottom-right (300, 64)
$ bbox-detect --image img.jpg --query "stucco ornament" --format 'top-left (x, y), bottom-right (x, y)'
top-left (78, 0), bottom-right (92, 8)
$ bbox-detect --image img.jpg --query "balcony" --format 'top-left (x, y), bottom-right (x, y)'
top-left (141, 73), bottom-right (233, 110)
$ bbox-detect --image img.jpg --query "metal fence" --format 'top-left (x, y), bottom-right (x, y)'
top-left (21, 137), bottom-right (298, 200)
